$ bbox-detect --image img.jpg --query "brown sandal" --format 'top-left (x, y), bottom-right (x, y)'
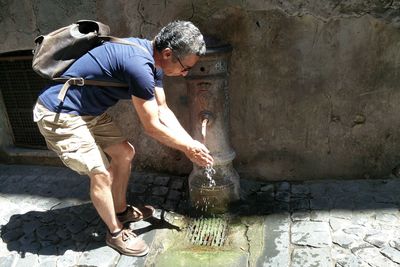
top-left (117, 205), bottom-right (155, 224)
top-left (106, 228), bottom-right (149, 256)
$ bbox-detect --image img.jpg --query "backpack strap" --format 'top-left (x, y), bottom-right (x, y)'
top-left (54, 77), bottom-right (129, 102)
top-left (55, 38), bottom-right (152, 102)
top-left (99, 36), bottom-right (152, 55)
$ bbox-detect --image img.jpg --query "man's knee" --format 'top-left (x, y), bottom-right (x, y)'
top-left (122, 141), bottom-right (135, 161)
top-left (107, 141), bottom-right (135, 162)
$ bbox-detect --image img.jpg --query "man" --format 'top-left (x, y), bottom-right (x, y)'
top-left (33, 21), bottom-right (213, 257)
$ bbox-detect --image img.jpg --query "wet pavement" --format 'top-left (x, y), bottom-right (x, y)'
top-left (0, 163), bottom-right (400, 266)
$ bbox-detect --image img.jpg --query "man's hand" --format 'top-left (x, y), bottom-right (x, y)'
top-left (185, 140), bottom-right (214, 167)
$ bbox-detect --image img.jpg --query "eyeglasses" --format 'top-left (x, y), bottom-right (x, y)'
top-left (173, 53), bottom-right (192, 72)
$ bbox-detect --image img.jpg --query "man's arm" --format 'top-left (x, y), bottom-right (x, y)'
top-left (131, 95), bottom-right (213, 167)
top-left (154, 86), bottom-right (192, 139)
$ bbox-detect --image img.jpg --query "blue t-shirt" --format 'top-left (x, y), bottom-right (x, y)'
top-left (38, 38), bottom-right (163, 116)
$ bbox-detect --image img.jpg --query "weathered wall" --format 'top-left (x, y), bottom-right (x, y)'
top-left (1, 0), bottom-right (400, 180)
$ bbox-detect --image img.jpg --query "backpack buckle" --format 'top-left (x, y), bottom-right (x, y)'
top-left (70, 77), bottom-right (85, 86)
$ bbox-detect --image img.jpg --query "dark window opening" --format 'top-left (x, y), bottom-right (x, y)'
top-left (0, 50), bottom-right (48, 149)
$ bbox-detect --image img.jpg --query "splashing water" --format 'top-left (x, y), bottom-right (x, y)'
top-left (204, 165), bottom-right (216, 187)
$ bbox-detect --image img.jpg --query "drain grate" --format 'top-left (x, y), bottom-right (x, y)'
top-left (187, 217), bottom-right (228, 247)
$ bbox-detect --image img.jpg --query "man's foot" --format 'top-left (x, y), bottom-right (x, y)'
top-left (106, 228), bottom-right (149, 257)
top-left (117, 205), bottom-right (155, 224)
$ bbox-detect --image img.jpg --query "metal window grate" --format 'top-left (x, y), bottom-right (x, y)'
top-left (0, 51), bottom-right (48, 148)
top-left (187, 217), bottom-right (228, 247)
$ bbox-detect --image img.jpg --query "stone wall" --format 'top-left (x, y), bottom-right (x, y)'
top-left (1, 0), bottom-right (400, 180)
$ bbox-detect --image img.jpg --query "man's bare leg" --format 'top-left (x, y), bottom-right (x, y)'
top-left (104, 141), bottom-right (135, 213)
top-left (89, 171), bottom-right (123, 233)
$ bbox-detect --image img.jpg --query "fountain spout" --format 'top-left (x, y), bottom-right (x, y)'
top-left (200, 112), bottom-right (212, 143)
top-left (201, 119), bottom-right (208, 143)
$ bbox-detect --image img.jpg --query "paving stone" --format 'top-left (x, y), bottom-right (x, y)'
top-left (373, 194), bottom-right (397, 204)
top-left (130, 184), bottom-right (147, 194)
top-left (38, 255), bottom-right (58, 267)
top-left (39, 245), bottom-right (58, 255)
top-left (290, 198), bottom-right (309, 211)
top-left (147, 196), bottom-right (165, 207)
top-left (364, 231), bottom-right (392, 248)
top-left (77, 242), bottom-right (120, 267)
top-left (56, 249), bottom-right (80, 267)
top-left (291, 184), bottom-right (309, 195)
top-left (310, 210), bottom-right (330, 222)
top-left (1, 227), bottom-right (23, 242)
top-left (331, 244), bottom-right (367, 267)
top-left (18, 232), bottom-right (36, 246)
top-left (332, 229), bottom-right (358, 249)
top-left (56, 239), bottom-right (77, 255)
top-left (353, 246), bottom-right (398, 267)
top-left (375, 212), bottom-right (399, 226)
top-left (333, 197), bottom-right (354, 209)
top-left (56, 213), bottom-right (75, 226)
top-left (66, 218), bottom-right (87, 234)
top-left (273, 202), bottom-right (290, 213)
top-left (36, 224), bottom-right (57, 240)
top-left (20, 241), bottom-right (40, 254)
top-left (15, 253), bottom-right (39, 267)
top-left (116, 255), bottom-right (142, 267)
top-left (6, 240), bottom-right (20, 252)
top-left (342, 226), bottom-right (368, 239)
top-left (167, 190), bottom-right (181, 201)
top-left (276, 182), bottom-right (290, 191)
top-left (291, 247), bottom-right (332, 267)
top-left (0, 252), bottom-right (19, 267)
top-left (381, 246), bottom-right (400, 264)
top-left (135, 174), bottom-right (155, 184)
top-left (56, 228), bottom-right (72, 240)
top-left (329, 217), bottom-right (352, 232)
top-left (291, 221), bottom-right (332, 247)
top-left (79, 207), bottom-right (99, 224)
top-left (310, 196), bottom-right (332, 210)
top-left (154, 176), bottom-right (170, 186)
top-left (291, 211), bottom-right (310, 221)
top-left (259, 184), bottom-right (274, 194)
top-left (275, 191), bottom-right (290, 203)
top-left (256, 191), bottom-right (274, 202)
top-left (330, 209), bottom-right (353, 220)
top-left (335, 253), bottom-right (370, 267)
top-left (152, 186), bottom-right (169, 196)
top-left (163, 200), bottom-right (178, 211)
top-left (257, 213), bottom-right (290, 267)
top-left (0, 240), bottom-right (9, 258)
top-left (389, 238), bottom-right (400, 250)
top-left (170, 179), bottom-right (184, 190)
top-left (240, 179), bottom-right (262, 196)
top-left (308, 182), bottom-right (332, 197)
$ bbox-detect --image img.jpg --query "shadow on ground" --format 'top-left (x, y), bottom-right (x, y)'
top-left (0, 203), bottom-right (181, 257)
top-left (227, 178), bottom-right (400, 218)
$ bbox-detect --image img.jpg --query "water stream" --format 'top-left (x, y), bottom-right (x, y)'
top-left (204, 165), bottom-right (216, 187)
top-left (201, 117), bottom-right (217, 188)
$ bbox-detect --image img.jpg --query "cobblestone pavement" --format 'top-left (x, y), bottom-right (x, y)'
top-left (0, 164), bottom-right (187, 267)
top-left (1, 163), bottom-right (400, 266)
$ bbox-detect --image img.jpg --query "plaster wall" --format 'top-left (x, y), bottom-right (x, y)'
top-left (1, 0), bottom-right (400, 180)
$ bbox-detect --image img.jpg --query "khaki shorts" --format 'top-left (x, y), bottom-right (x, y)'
top-left (33, 101), bottom-right (126, 175)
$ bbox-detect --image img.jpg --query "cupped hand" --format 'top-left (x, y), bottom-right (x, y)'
top-left (185, 140), bottom-right (214, 167)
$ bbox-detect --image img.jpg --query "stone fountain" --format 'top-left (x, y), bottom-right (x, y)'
top-left (186, 37), bottom-right (240, 214)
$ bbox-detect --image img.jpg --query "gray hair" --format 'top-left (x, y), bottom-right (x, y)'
top-left (154, 21), bottom-right (206, 58)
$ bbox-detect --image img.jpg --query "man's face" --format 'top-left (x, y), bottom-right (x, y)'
top-left (161, 48), bottom-right (199, 77)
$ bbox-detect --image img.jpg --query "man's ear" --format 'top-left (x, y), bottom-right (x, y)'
top-left (162, 48), bottom-right (173, 60)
